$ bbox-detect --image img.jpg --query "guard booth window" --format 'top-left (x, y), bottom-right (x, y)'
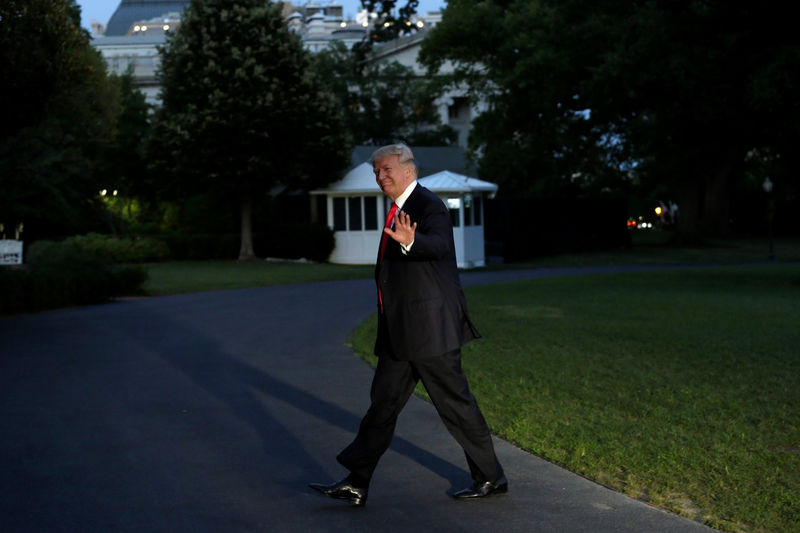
top-left (447, 198), bottom-right (461, 227)
top-left (333, 197), bottom-right (346, 231)
top-left (464, 196), bottom-right (473, 226)
top-left (348, 197), bottom-right (362, 230)
top-left (364, 197), bottom-right (378, 230)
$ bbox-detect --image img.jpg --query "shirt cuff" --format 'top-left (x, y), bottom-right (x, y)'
top-left (400, 240), bottom-right (414, 254)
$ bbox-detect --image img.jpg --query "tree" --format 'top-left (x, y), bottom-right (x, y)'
top-left (312, 41), bottom-right (456, 146)
top-left (0, 0), bottom-right (120, 241)
top-left (150, 0), bottom-right (351, 260)
top-left (97, 68), bottom-right (160, 234)
top-left (421, 0), bottom-right (800, 240)
top-left (362, 0), bottom-right (420, 40)
top-left (106, 69), bottom-right (152, 200)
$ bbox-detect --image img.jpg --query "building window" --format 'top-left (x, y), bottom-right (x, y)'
top-left (333, 197), bottom-right (346, 231)
top-left (364, 196), bottom-right (377, 230)
top-left (348, 197), bottom-right (362, 230)
top-left (464, 195), bottom-right (473, 226)
top-left (474, 196), bottom-right (482, 225)
top-left (447, 198), bottom-right (461, 227)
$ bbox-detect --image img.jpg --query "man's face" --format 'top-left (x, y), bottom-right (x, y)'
top-left (373, 154), bottom-right (415, 200)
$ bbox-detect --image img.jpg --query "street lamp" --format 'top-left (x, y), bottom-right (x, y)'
top-left (762, 177), bottom-right (775, 261)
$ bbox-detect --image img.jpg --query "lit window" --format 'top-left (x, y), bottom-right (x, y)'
top-left (447, 198), bottom-right (461, 227)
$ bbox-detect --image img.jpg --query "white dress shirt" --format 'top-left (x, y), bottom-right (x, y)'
top-left (393, 181), bottom-right (417, 253)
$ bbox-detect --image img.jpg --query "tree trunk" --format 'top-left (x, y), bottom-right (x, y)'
top-left (238, 194), bottom-right (256, 261)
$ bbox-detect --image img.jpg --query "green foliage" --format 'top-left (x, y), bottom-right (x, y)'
top-left (149, 0), bottom-right (352, 258)
top-left (1, 240), bottom-right (147, 314)
top-left (158, 233), bottom-right (241, 260)
top-left (100, 68), bottom-right (157, 226)
top-left (155, 222), bottom-right (335, 262)
top-left (420, 0), bottom-right (800, 238)
top-left (313, 41), bottom-right (456, 146)
top-left (356, 0), bottom-right (422, 48)
top-left (63, 233), bottom-right (170, 263)
top-left (260, 222), bottom-right (335, 262)
top-left (0, 0), bottom-right (121, 241)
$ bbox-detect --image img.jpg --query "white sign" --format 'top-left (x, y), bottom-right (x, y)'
top-left (0, 240), bottom-right (23, 265)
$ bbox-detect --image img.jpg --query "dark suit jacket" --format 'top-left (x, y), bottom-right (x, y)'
top-left (375, 184), bottom-right (480, 360)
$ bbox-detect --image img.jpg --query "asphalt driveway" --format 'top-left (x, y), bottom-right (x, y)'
top-left (0, 268), bottom-right (716, 532)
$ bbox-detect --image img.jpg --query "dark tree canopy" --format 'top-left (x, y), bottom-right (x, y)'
top-left (150, 0), bottom-right (352, 259)
top-left (421, 0), bottom-right (800, 238)
top-left (312, 41), bottom-right (456, 147)
top-left (0, 0), bottom-right (120, 240)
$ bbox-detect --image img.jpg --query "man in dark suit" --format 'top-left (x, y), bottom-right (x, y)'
top-left (309, 144), bottom-right (506, 506)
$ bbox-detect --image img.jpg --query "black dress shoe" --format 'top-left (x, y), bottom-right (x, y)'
top-left (452, 476), bottom-right (508, 499)
top-left (308, 479), bottom-right (368, 506)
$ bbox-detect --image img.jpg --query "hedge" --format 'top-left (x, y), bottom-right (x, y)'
top-left (1, 241), bottom-right (147, 315)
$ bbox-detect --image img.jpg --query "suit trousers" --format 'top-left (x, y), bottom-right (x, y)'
top-left (336, 348), bottom-right (504, 486)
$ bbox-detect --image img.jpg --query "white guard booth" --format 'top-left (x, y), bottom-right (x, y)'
top-left (418, 171), bottom-right (498, 268)
top-left (312, 165), bottom-right (498, 268)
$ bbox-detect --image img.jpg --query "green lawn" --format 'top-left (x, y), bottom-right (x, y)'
top-left (493, 234), bottom-right (800, 269)
top-left (142, 236), bottom-right (800, 296)
top-left (350, 264), bottom-right (800, 532)
top-left (143, 260), bottom-right (373, 295)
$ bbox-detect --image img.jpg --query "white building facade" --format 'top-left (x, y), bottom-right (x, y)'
top-left (91, 1), bottom-right (444, 103)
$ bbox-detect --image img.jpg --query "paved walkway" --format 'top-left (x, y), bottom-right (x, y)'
top-left (0, 267), bottom-right (717, 532)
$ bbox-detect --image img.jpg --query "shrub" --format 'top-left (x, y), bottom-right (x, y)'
top-left (1, 240), bottom-right (148, 315)
top-left (64, 232), bottom-right (170, 263)
top-left (258, 222), bottom-right (335, 262)
top-left (158, 233), bottom-right (240, 260)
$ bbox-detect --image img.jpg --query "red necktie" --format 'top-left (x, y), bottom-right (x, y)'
top-left (377, 203), bottom-right (397, 313)
top-left (379, 203), bottom-right (398, 263)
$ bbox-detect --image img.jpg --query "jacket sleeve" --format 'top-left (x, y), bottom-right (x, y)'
top-left (405, 196), bottom-right (454, 261)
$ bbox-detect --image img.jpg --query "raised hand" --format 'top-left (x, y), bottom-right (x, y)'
top-left (385, 210), bottom-right (417, 247)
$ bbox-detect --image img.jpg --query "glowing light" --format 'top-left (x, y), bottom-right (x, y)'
top-left (416, 21), bottom-right (424, 28)
top-left (134, 25), bottom-right (141, 32)
top-left (100, 189), bottom-right (107, 196)
top-left (141, 25), bottom-right (148, 31)
top-left (163, 24), bottom-right (170, 31)
top-left (655, 206), bottom-right (663, 216)
top-left (340, 21), bottom-right (347, 28)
